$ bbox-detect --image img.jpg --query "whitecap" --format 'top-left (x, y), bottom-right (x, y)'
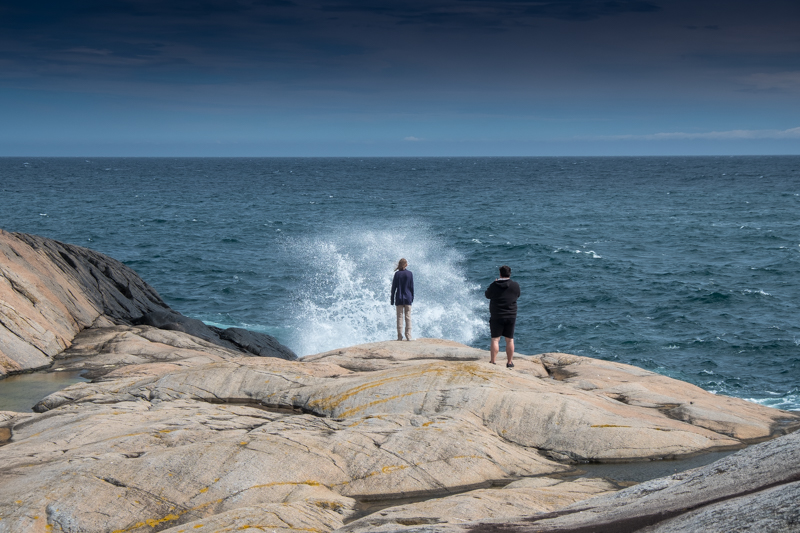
top-left (746, 395), bottom-right (800, 412)
top-left (743, 289), bottom-right (771, 296)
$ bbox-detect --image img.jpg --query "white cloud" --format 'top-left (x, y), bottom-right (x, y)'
top-left (403, 136), bottom-right (422, 141)
top-left (603, 127), bottom-right (800, 141)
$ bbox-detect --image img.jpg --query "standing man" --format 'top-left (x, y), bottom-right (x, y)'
top-left (391, 258), bottom-right (414, 341)
top-left (485, 265), bottom-right (520, 368)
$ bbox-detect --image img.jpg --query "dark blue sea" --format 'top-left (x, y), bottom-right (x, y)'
top-left (1, 157), bottom-right (798, 411)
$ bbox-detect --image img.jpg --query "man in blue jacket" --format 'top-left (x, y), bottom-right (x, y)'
top-left (485, 265), bottom-right (520, 368)
top-left (391, 258), bottom-right (414, 341)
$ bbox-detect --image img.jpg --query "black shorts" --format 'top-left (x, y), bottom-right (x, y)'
top-left (490, 317), bottom-right (516, 339)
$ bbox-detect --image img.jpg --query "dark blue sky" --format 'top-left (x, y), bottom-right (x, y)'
top-left (2, 0), bottom-right (799, 155)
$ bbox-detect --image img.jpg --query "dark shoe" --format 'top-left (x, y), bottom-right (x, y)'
top-left (489, 361), bottom-right (496, 365)
top-left (506, 362), bottom-right (514, 368)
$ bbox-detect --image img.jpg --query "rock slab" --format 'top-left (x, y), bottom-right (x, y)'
top-left (0, 230), bottom-right (295, 376)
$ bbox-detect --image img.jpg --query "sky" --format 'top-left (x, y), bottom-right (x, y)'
top-left (1, 0), bottom-right (799, 156)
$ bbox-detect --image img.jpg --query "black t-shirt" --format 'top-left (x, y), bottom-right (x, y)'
top-left (485, 279), bottom-right (520, 319)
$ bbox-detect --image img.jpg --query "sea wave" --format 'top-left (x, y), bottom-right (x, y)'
top-left (746, 393), bottom-right (800, 412)
top-left (285, 222), bottom-right (487, 356)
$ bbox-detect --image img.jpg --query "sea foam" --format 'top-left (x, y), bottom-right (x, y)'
top-left (285, 223), bottom-right (487, 356)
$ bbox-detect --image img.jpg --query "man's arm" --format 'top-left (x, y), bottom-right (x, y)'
top-left (390, 274), bottom-right (397, 305)
top-left (485, 282), bottom-right (496, 299)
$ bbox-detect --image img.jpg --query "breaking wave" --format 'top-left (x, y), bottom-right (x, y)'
top-left (285, 223), bottom-right (486, 356)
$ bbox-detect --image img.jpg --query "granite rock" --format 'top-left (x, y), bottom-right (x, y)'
top-left (0, 400), bottom-right (563, 532)
top-left (449, 428), bottom-right (800, 533)
top-left (340, 477), bottom-right (620, 533)
top-left (2, 337), bottom-right (799, 532)
top-left (0, 230), bottom-right (295, 376)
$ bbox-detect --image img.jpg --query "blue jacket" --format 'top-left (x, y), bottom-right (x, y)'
top-left (391, 269), bottom-right (414, 306)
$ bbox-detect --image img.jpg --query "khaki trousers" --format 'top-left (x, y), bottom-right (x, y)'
top-left (395, 305), bottom-right (412, 340)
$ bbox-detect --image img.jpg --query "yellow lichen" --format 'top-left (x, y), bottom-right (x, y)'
top-left (338, 391), bottom-right (423, 418)
top-left (590, 424), bottom-right (632, 428)
top-left (145, 514), bottom-right (180, 527)
top-left (244, 480), bottom-right (322, 492)
top-left (307, 366), bottom-right (457, 412)
top-left (110, 500), bottom-right (222, 533)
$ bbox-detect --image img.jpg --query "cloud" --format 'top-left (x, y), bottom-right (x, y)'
top-left (602, 127), bottom-right (800, 141)
top-left (740, 71), bottom-right (800, 92)
top-left (518, 0), bottom-right (660, 21)
top-left (404, 136), bottom-right (422, 141)
top-left (320, 0), bottom-right (661, 27)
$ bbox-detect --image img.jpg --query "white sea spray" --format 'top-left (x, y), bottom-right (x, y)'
top-left (285, 223), bottom-right (487, 356)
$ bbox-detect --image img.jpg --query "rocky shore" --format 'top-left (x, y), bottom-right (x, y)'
top-left (1, 231), bottom-right (799, 532)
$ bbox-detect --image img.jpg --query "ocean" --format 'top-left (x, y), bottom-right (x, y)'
top-left (1, 156), bottom-right (798, 412)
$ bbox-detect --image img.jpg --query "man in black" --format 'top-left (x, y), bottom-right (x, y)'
top-left (484, 265), bottom-right (520, 368)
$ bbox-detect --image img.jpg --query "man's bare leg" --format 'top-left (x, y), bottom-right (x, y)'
top-left (490, 337), bottom-right (500, 364)
top-left (505, 338), bottom-right (515, 365)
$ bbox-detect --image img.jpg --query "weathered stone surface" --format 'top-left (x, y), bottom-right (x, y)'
top-left (3, 335), bottom-right (800, 532)
top-left (451, 428), bottom-right (800, 533)
top-left (305, 339), bottom-right (548, 377)
top-left (539, 352), bottom-right (797, 442)
top-left (135, 310), bottom-right (298, 360)
top-left (34, 339), bottom-right (352, 412)
top-left (340, 477), bottom-right (620, 533)
top-left (0, 400), bottom-right (564, 532)
top-left (0, 230), bottom-right (124, 374)
top-left (0, 231), bottom-right (295, 376)
top-left (639, 480), bottom-right (800, 533)
top-left (35, 340), bottom-right (800, 461)
top-left (295, 344), bottom-right (800, 460)
top-left (158, 500), bottom-right (356, 533)
top-left (218, 326), bottom-right (298, 361)
top-left (134, 309), bottom-right (240, 348)
top-left (47, 324), bottom-right (249, 376)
